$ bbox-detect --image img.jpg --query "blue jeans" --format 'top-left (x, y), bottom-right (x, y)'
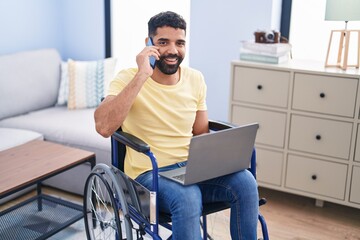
top-left (135, 162), bottom-right (259, 240)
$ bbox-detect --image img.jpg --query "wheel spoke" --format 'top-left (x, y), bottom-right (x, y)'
top-left (83, 171), bottom-right (131, 240)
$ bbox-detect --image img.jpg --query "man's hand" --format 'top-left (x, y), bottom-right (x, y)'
top-left (95, 46), bottom-right (161, 138)
top-left (136, 45), bottom-right (160, 77)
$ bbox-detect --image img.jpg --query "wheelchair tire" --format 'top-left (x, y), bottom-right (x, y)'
top-left (84, 171), bottom-right (129, 240)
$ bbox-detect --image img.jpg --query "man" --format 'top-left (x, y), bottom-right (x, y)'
top-left (94, 11), bottom-right (259, 240)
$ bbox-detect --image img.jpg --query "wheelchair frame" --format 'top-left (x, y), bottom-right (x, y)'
top-left (83, 120), bottom-right (269, 240)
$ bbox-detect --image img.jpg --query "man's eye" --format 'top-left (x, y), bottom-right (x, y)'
top-left (158, 41), bottom-right (167, 45)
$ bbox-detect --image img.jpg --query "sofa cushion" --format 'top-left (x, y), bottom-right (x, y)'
top-left (0, 106), bottom-right (110, 153)
top-left (0, 49), bottom-right (61, 120)
top-left (0, 128), bottom-right (43, 151)
top-left (67, 58), bottom-right (116, 109)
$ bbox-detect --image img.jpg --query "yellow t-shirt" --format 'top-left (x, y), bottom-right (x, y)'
top-left (108, 67), bottom-right (207, 179)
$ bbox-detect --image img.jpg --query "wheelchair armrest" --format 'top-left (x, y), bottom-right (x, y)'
top-left (209, 119), bottom-right (237, 131)
top-left (112, 130), bottom-right (150, 153)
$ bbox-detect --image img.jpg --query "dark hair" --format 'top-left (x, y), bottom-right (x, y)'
top-left (148, 11), bottom-right (186, 37)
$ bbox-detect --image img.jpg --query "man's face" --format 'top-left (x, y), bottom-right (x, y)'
top-left (152, 26), bottom-right (186, 75)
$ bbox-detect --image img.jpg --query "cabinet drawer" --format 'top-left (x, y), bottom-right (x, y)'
top-left (231, 105), bottom-right (286, 148)
top-left (350, 166), bottom-right (360, 204)
top-left (286, 154), bottom-right (347, 200)
top-left (256, 148), bottom-right (283, 186)
top-left (354, 125), bottom-right (360, 162)
top-left (292, 73), bottom-right (358, 117)
top-left (289, 115), bottom-right (352, 159)
top-left (232, 66), bottom-right (290, 108)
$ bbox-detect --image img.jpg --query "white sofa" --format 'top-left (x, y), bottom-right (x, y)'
top-left (0, 49), bottom-right (113, 197)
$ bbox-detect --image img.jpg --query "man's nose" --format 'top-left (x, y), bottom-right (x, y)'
top-left (166, 43), bottom-right (178, 54)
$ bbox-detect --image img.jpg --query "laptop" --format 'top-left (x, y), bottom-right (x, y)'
top-left (159, 122), bottom-right (259, 185)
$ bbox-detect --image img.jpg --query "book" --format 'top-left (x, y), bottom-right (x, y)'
top-left (239, 52), bottom-right (289, 64)
top-left (240, 47), bottom-right (289, 57)
top-left (241, 42), bottom-right (292, 56)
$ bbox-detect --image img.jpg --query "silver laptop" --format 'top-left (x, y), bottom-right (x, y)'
top-left (159, 122), bottom-right (259, 185)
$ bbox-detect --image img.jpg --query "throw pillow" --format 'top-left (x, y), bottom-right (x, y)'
top-left (67, 58), bottom-right (117, 109)
top-left (56, 61), bottom-right (69, 106)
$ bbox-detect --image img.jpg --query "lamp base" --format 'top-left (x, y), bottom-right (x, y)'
top-left (325, 29), bottom-right (360, 70)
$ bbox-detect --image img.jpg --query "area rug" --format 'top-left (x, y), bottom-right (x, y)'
top-left (48, 220), bottom-right (86, 240)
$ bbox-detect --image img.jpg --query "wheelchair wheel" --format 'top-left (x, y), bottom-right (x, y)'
top-left (84, 171), bottom-right (132, 240)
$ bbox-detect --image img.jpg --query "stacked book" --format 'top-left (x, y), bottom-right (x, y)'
top-left (239, 42), bottom-right (292, 64)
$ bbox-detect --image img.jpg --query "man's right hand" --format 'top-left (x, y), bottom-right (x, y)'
top-left (136, 45), bottom-right (160, 77)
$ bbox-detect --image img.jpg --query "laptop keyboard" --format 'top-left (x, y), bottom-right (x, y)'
top-left (173, 174), bottom-right (185, 182)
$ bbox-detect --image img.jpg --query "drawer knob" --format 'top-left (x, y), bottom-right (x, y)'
top-left (311, 174), bottom-right (317, 180)
top-left (319, 92), bottom-right (326, 98)
top-left (257, 85), bottom-right (263, 90)
top-left (315, 135), bottom-right (322, 140)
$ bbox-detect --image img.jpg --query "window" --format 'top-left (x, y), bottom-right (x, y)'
top-left (289, 0), bottom-right (360, 62)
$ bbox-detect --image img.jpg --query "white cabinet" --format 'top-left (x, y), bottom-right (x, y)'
top-left (350, 166), bottom-right (360, 204)
top-left (229, 60), bottom-right (360, 208)
top-left (232, 106), bottom-right (287, 148)
top-left (354, 125), bottom-right (360, 163)
top-left (292, 73), bottom-right (358, 117)
top-left (256, 148), bottom-right (283, 186)
top-left (289, 115), bottom-right (353, 159)
top-left (232, 67), bottom-right (290, 108)
top-left (286, 154), bottom-right (348, 200)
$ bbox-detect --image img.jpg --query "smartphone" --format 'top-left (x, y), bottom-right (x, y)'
top-left (146, 38), bottom-right (156, 69)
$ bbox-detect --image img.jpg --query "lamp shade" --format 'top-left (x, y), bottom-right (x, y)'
top-left (325, 0), bottom-right (360, 21)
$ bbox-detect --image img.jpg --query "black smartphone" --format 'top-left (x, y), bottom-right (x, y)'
top-left (146, 38), bottom-right (156, 69)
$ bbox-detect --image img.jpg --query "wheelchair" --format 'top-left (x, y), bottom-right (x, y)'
top-left (83, 120), bottom-right (269, 240)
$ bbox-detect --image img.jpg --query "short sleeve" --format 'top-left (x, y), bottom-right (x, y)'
top-left (197, 73), bottom-right (207, 111)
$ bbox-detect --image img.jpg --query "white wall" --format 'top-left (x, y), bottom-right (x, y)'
top-left (0, 0), bottom-right (105, 60)
top-left (61, 0), bottom-right (105, 60)
top-left (111, 0), bottom-right (190, 72)
top-left (0, 1), bottom-right (62, 56)
top-left (190, 0), bottom-right (282, 121)
top-left (290, 0), bottom-right (360, 62)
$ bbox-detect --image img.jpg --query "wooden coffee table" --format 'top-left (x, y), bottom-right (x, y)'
top-left (0, 140), bottom-right (96, 240)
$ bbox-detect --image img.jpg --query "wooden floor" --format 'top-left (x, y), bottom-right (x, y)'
top-left (207, 187), bottom-right (360, 240)
top-left (1, 186), bottom-right (360, 240)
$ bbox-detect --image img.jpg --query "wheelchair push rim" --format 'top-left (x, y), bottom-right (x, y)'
top-left (83, 171), bottom-right (128, 240)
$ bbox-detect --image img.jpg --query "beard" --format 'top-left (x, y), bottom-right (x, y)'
top-left (156, 54), bottom-right (183, 75)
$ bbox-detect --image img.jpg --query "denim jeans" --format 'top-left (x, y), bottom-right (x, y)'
top-left (135, 162), bottom-right (259, 240)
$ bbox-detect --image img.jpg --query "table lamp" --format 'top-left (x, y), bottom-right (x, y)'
top-left (325, 0), bottom-right (360, 70)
